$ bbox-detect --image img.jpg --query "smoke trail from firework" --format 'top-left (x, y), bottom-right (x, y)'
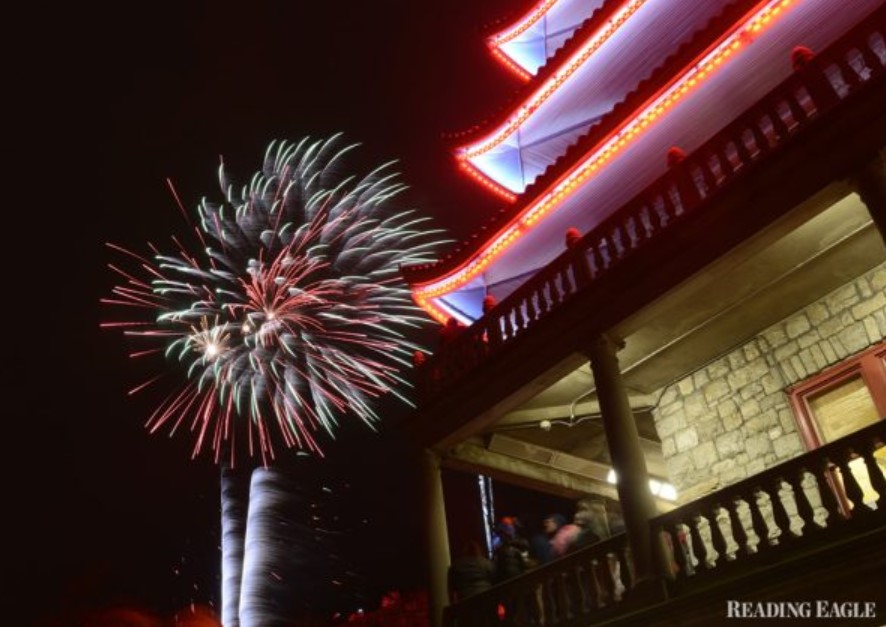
top-left (239, 468), bottom-right (288, 626)
top-left (221, 464), bottom-right (248, 627)
top-left (103, 134), bottom-right (447, 466)
top-left (238, 465), bottom-right (361, 626)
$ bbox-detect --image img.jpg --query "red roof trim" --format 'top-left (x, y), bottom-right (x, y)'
top-left (404, 0), bottom-right (783, 288)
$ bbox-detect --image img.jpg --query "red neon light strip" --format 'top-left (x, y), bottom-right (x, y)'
top-left (457, 160), bottom-right (520, 202)
top-left (416, 0), bottom-right (797, 323)
top-left (488, 44), bottom-right (534, 81)
top-left (486, 0), bottom-right (559, 79)
top-left (490, 0), bottom-right (559, 47)
top-left (462, 0), bottom-right (648, 166)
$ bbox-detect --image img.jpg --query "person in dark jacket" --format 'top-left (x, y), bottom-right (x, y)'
top-left (437, 316), bottom-right (466, 349)
top-left (493, 517), bottom-right (530, 583)
top-left (448, 540), bottom-right (495, 602)
top-left (493, 517), bottom-right (532, 625)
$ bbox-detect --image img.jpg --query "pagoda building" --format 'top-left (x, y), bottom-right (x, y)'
top-left (400, 1), bottom-right (886, 626)
top-left (406, 0), bottom-right (882, 323)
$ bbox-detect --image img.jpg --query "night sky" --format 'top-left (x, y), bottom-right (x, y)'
top-left (13, 1), bottom-right (538, 625)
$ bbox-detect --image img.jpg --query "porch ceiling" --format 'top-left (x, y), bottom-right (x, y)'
top-left (470, 185), bottom-right (885, 497)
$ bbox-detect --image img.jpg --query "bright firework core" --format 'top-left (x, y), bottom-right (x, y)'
top-left (189, 317), bottom-right (230, 362)
top-left (104, 135), bottom-right (447, 465)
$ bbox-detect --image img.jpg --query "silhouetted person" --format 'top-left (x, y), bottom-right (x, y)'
top-left (493, 517), bottom-right (530, 583)
top-left (438, 316), bottom-right (466, 349)
top-left (448, 540), bottom-right (495, 603)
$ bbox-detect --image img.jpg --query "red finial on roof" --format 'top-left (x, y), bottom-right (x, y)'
top-left (667, 146), bottom-right (687, 168)
top-left (565, 227), bottom-right (582, 249)
top-left (791, 46), bottom-right (815, 71)
top-left (482, 295), bottom-right (498, 313)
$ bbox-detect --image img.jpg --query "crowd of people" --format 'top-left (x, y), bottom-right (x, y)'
top-left (447, 498), bottom-right (622, 605)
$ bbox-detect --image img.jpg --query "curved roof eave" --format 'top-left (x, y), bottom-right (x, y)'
top-left (487, 0), bottom-right (610, 80)
top-left (407, 0), bottom-right (807, 324)
top-left (454, 0), bottom-right (655, 193)
top-left (486, 0), bottom-right (560, 80)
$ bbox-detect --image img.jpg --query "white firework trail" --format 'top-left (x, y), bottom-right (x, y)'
top-left (104, 135), bottom-right (449, 625)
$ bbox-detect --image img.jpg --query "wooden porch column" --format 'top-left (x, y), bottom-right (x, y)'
top-left (423, 448), bottom-right (451, 627)
top-left (854, 153), bottom-right (886, 246)
top-left (587, 334), bottom-right (660, 582)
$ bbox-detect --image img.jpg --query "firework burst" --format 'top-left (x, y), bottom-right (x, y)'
top-left (103, 135), bottom-right (446, 466)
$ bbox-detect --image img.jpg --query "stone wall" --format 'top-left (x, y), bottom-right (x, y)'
top-left (652, 263), bottom-right (886, 499)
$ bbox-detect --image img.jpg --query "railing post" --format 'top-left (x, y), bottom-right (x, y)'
top-left (665, 521), bottom-right (689, 578)
top-left (731, 131), bottom-right (755, 167)
top-left (811, 457), bottom-right (845, 524)
top-left (725, 498), bottom-right (750, 556)
top-left (565, 227), bottom-right (592, 288)
top-left (746, 488), bottom-right (772, 551)
top-left (768, 477), bottom-right (797, 545)
top-left (809, 62), bottom-right (841, 107)
top-left (786, 470), bottom-right (820, 534)
top-left (747, 106), bottom-right (772, 153)
top-left (707, 505), bottom-right (729, 565)
top-left (859, 442), bottom-right (886, 517)
top-left (687, 517), bottom-right (709, 570)
top-left (834, 451), bottom-right (871, 516)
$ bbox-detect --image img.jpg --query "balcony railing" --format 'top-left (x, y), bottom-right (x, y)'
top-left (443, 421), bottom-right (886, 627)
top-left (416, 12), bottom-right (885, 401)
top-left (655, 420), bottom-right (886, 593)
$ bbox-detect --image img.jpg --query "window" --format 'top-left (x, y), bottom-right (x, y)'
top-left (789, 341), bottom-right (886, 446)
top-left (806, 374), bottom-right (879, 441)
top-left (788, 341), bottom-right (886, 509)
